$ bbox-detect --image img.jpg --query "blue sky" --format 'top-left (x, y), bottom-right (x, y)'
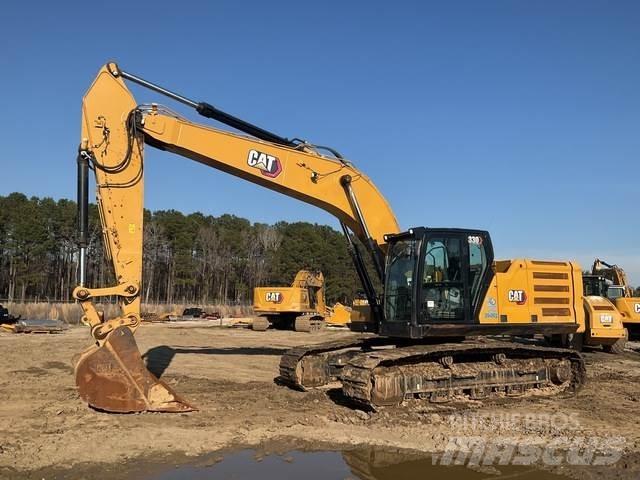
top-left (1, 1), bottom-right (638, 283)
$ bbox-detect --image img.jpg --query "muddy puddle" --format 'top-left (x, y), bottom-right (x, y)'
top-left (145, 448), bottom-right (568, 479)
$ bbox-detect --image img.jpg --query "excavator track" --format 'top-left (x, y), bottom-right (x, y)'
top-left (341, 340), bottom-right (586, 408)
top-left (279, 338), bottom-right (585, 408)
top-left (279, 335), bottom-right (390, 389)
top-left (294, 314), bottom-right (326, 333)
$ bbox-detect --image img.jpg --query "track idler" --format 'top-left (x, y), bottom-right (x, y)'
top-left (74, 326), bottom-right (195, 413)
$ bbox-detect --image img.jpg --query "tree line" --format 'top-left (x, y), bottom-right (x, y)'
top-left (0, 193), bottom-right (363, 305)
top-left (3, 193), bottom-right (637, 306)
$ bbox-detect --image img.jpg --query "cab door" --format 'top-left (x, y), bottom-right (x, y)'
top-left (419, 233), bottom-right (467, 323)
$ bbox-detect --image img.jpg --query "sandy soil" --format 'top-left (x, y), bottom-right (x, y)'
top-left (1, 323), bottom-right (640, 479)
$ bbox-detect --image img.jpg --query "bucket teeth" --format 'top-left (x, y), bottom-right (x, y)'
top-left (75, 326), bottom-right (196, 413)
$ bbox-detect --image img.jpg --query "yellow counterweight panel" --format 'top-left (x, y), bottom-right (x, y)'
top-left (253, 287), bottom-right (312, 313)
top-left (478, 259), bottom-right (584, 331)
top-left (583, 296), bottom-right (627, 344)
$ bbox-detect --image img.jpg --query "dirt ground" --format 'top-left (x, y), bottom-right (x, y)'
top-left (1, 322), bottom-right (640, 479)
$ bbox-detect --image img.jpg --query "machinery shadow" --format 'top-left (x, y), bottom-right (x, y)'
top-left (143, 345), bottom-right (289, 378)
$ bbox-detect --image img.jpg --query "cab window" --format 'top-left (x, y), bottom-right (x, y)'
top-left (422, 237), bottom-right (464, 320)
top-left (384, 239), bottom-right (417, 322)
top-left (468, 236), bottom-right (488, 302)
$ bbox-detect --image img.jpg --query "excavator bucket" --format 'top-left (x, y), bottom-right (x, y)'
top-left (74, 326), bottom-right (196, 413)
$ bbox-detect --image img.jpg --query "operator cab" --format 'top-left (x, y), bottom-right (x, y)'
top-left (582, 275), bottom-right (624, 300)
top-left (381, 227), bottom-right (494, 338)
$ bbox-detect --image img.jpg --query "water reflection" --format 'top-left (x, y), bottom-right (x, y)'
top-left (151, 447), bottom-right (567, 479)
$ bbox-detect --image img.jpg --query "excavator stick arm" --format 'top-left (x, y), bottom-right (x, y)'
top-left (73, 66), bottom-right (180, 413)
top-left (592, 258), bottom-right (633, 297)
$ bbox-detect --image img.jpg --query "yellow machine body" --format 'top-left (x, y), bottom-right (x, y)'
top-left (476, 259), bottom-right (625, 341)
top-left (326, 303), bottom-right (352, 326)
top-left (583, 296), bottom-right (627, 346)
top-left (253, 270), bottom-right (326, 316)
top-left (478, 260), bottom-right (585, 327)
top-left (612, 298), bottom-right (640, 325)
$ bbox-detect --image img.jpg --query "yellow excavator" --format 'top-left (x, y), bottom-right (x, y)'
top-left (252, 270), bottom-right (350, 332)
top-left (584, 259), bottom-right (640, 338)
top-left (251, 270), bottom-right (327, 332)
top-left (73, 62), bottom-right (626, 413)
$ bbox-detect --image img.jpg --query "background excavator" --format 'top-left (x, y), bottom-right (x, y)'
top-left (73, 63), bottom-right (627, 413)
top-left (584, 259), bottom-right (640, 338)
top-left (251, 270), bottom-right (351, 332)
top-left (252, 269), bottom-right (325, 332)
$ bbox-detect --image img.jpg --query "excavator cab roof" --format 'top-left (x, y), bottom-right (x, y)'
top-left (384, 227), bottom-right (491, 243)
